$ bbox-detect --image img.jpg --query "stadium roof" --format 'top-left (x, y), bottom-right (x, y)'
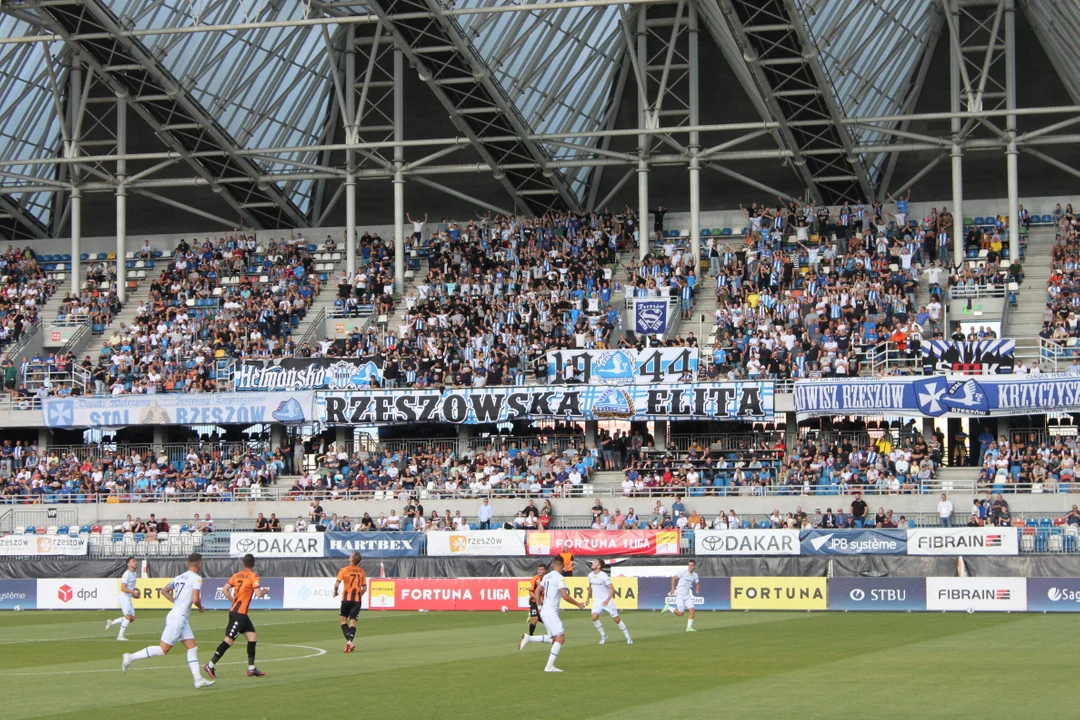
top-left (0, 0), bottom-right (1079, 237)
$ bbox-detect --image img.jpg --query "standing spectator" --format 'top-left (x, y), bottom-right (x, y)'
top-left (938, 493), bottom-right (954, 527)
top-left (850, 493), bottom-right (868, 528)
top-left (477, 497), bottom-right (494, 529)
top-left (293, 438), bottom-right (305, 476)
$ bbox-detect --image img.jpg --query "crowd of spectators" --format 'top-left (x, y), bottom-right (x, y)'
top-left (618, 430), bottom-right (941, 497)
top-left (974, 427), bottom-right (1080, 494)
top-left (1043, 203), bottom-right (1080, 346)
top-left (0, 246), bottom-right (55, 350)
top-left (0, 444), bottom-right (282, 502)
top-left (291, 438), bottom-right (596, 501)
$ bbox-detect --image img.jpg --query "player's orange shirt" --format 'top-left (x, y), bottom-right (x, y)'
top-left (227, 569), bottom-right (261, 614)
top-left (336, 565), bottom-right (367, 602)
top-left (528, 573), bottom-right (542, 599)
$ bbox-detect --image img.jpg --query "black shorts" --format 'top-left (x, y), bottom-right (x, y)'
top-left (529, 602), bottom-right (539, 619)
top-left (225, 611), bottom-right (255, 640)
top-left (339, 601), bottom-right (362, 620)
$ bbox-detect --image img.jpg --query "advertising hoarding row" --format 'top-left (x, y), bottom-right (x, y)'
top-left (8, 576), bottom-right (1080, 612)
top-left (694, 527), bottom-right (1019, 556)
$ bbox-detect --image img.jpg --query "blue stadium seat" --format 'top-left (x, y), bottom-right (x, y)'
top-left (57, 526), bottom-right (68, 535)
top-left (721, 227), bottom-right (732, 235)
top-left (24, 526), bottom-right (35, 534)
top-left (79, 253), bottom-right (90, 261)
top-left (973, 216), bottom-right (985, 225)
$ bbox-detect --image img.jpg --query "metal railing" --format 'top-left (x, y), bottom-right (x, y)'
top-left (57, 322), bottom-right (92, 359)
top-left (3, 320), bottom-right (40, 362)
top-left (948, 285), bottom-right (1007, 300)
top-left (297, 306), bottom-right (326, 349)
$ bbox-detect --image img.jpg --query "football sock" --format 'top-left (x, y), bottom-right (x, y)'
top-left (346, 626), bottom-right (357, 642)
top-left (108, 617), bottom-right (123, 628)
top-left (210, 641), bottom-right (231, 666)
top-left (134, 646), bottom-right (164, 662)
top-left (340, 622), bottom-right (349, 640)
top-left (118, 619), bottom-right (130, 637)
top-left (592, 620), bottom-right (605, 636)
top-left (617, 620), bottom-right (631, 639)
top-left (527, 635), bottom-right (552, 644)
top-left (247, 641), bottom-right (257, 669)
top-left (687, 619), bottom-right (694, 629)
top-left (187, 647), bottom-right (201, 681)
top-left (546, 642), bottom-right (561, 669)
top-left (527, 621), bottom-right (536, 636)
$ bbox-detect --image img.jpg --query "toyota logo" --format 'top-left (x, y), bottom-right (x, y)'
top-left (849, 588), bottom-right (865, 602)
top-left (701, 535), bottom-right (723, 551)
top-left (236, 538), bottom-right (256, 552)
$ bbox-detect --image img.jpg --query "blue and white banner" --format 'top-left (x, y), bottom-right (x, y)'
top-left (828, 577), bottom-right (926, 611)
top-left (633, 299), bottom-right (668, 335)
top-left (317, 382), bottom-right (773, 425)
top-left (0, 579), bottom-right (36, 610)
top-left (1027, 578), bottom-right (1080, 612)
top-left (800, 529), bottom-right (907, 555)
top-left (202, 577), bottom-right (285, 610)
top-left (545, 348), bottom-right (698, 385)
top-left (794, 374), bottom-right (1080, 420)
top-left (325, 531), bottom-right (422, 558)
top-left (921, 340), bottom-right (1014, 375)
top-left (235, 358), bottom-right (383, 391)
top-left (42, 391), bottom-right (316, 429)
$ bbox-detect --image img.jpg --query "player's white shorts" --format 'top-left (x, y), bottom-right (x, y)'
top-left (591, 601), bottom-right (619, 617)
top-left (119, 595), bottom-right (135, 617)
top-left (539, 609), bottom-right (564, 637)
top-left (160, 614), bottom-right (195, 646)
top-left (674, 592), bottom-right (694, 613)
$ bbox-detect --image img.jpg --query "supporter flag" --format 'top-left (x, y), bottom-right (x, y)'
top-left (634, 299), bottom-right (668, 335)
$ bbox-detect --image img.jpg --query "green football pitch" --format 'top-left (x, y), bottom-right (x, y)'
top-left (0, 609), bottom-right (1071, 719)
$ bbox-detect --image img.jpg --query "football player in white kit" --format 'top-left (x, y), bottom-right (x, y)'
top-left (585, 559), bottom-right (632, 644)
top-left (105, 557), bottom-right (138, 641)
top-left (121, 553), bottom-right (214, 688)
top-left (661, 559), bottom-right (700, 631)
top-left (517, 556), bottom-right (584, 672)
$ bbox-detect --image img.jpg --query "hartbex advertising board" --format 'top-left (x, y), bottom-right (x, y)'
top-left (926, 577), bottom-right (1027, 612)
top-left (828, 577), bottom-right (927, 611)
top-left (325, 531), bottom-right (422, 558)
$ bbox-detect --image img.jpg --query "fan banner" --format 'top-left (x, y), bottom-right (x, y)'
top-left (921, 340), bottom-right (1014, 375)
top-left (545, 348), bottom-right (698, 385)
top-left (234, 357), bottom-right (384, 390)
top-left (318, 382), bottom-right (772, 425)
top-left (42, 391), bottom-right (316, 428)
top-left (794, 375), bottom-right (1080, 420)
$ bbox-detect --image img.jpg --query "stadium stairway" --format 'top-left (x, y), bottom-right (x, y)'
top-left (61, 282), bottom-right (155, 360)
top-left (1003, 226), bottom-right (1054, 352)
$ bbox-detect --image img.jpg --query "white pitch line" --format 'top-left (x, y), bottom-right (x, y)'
top-left (0, 643), bottom-right (327, 677)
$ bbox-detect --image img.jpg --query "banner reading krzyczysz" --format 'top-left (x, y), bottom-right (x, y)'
top-left (235, 357), bottom-right (384, 391)
top-left (545, 348), bottom-right (698, 385)
top-left (318, 382), bottom-right (773, 425)
top-left (43, 391), bottom-right (316, 428)
top-left (795, 374), bottom-right (1080, 420)
top-left (325, 532), bottom-right (422, 558)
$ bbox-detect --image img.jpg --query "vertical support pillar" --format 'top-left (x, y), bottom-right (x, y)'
top-left (1004, 0), bottom-right (1020, 261)
top-left (70, 189), bottom-right (82, 297)
top-left (152, 426), bottom-right (166, 451)
top-left (335, 426), bottom-right (348, 453)
top-left (69, 60), bottom-right (83, 297)
top-left (585, 421), bottom-right (598, 449)
top-left (949, 0), bottom-right (964, 267)
top-left (653, 420), bottom-right (667, 451)
top-left (636, 6), bottom-right (650, 261)
top-left (784, 411), bottom-right (798, 452)
top-left (688, 4), bottom-right (701, 267)
top-left (393, 48), bottom-right (406, 295)
top-left (345, 27), bottom-right (357, 276)
top-left (115, 96), bottom-right (127, 304)
top-left (37, 428), bottom-right (49, 454)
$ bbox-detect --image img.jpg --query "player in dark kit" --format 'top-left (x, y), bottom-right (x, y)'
top-left (526, 564), bottom-right (547, 636)
top-left (334, 552), bottom-right (368, 653)
top-left (204, 553), bottom-right (268, 679)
